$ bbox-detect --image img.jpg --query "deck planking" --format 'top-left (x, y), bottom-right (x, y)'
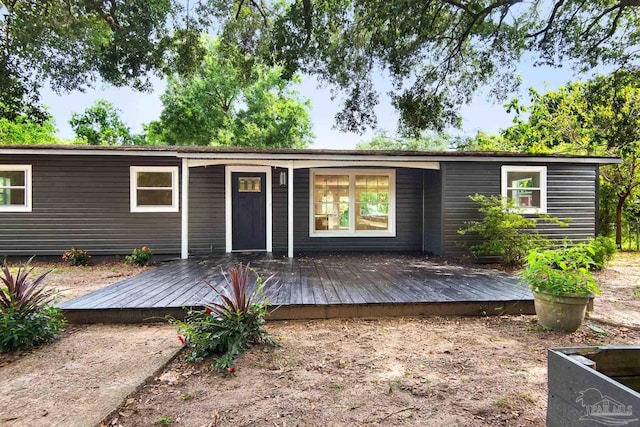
top-left (59, 252), bottom-right (536, 323)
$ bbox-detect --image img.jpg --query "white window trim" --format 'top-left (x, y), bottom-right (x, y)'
top-left (130, 166), bottom-right (179, 213)
top-left (309, 168), bottom-right (396, 238)
top-left (501, 165), bottom-right (547, 214)
top-left (0, 164), bottom-right (32, 213)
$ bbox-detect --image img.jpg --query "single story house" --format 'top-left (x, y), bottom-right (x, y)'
top-left (0, 145), bottom-right (617, 259)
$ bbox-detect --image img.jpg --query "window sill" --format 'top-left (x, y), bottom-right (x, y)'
top-left (0, 206), bottom-right (31, 213)
top-left (309, 231), bottom-right (396, 238)
top-left (131, 206), bottom-right (179, 213)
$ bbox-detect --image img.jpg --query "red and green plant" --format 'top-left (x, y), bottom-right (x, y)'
top-left (62, 247), bottom-right (91, 266)
top-left (172, 263), bottom-right (275, 370)
top-left (0, 258), bottom-right (66, 352)
top-left (125, 246), bottom-right (153, 266)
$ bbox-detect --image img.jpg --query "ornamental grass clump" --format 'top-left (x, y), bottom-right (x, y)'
top-left (0, 258), bottom-right (66, 352)
top-left (173, 263), bottom-right (275, 370)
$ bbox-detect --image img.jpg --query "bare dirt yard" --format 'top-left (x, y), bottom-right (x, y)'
top-left (26, 259), bottom-right (153, 303)
top-left (0, 260), bottom-right (181, 427)
top-left (103, 253), bottom-right (640, 427)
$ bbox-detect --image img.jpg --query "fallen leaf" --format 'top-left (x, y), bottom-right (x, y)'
top-left (587, 324), bottom-right (608, 335)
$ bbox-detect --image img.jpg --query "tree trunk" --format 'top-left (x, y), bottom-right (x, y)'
top-left (616, 196), bottom-right (627, 247)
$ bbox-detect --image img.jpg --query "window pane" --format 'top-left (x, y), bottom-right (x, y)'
top-left (138, 172), bottom-right (173, 188)
top-left (238, 177), bottom-right (261, 192)
top-left (137, 189), bottom-right (173, 206)
top-left (313, 175), bottom-right (349, 231)
top-left (355, 175), bottom-right (390, 231)
top-left (0, 170), bottom-right (25, 187)
top-left (507, 171), bottom-right (540, 188)
top-left (0, 188), bottom-right (25, 206)
top-left (509, 189), bottom-right (541, 209)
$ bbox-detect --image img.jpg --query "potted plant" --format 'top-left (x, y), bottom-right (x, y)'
top-left (521, 247), bottom-right (600, 332)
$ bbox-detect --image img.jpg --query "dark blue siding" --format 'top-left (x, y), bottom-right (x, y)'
top-left (0, 155), bottom-right (181, 256)
top-left (442, 162), bottom-right (598, 258)
top-left (188, 165), bottom-right (225, 254)
top-left (423, 170), bottom-right (442, 255)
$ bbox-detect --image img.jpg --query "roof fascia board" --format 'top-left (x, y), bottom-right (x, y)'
top-left (0, 148), bottom-right (619, 164)
top-left (178, 152), bottom-right (619, 164)
top-left (0, 148), bottom-right (179, 157)
top-left (189, 159), bottom-right (440, 169)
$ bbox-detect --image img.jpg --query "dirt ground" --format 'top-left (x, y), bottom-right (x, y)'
top-left (591, 252), bottom-right (640, 328)
top-left (0, 324), bottom-right (182, 427)
top-left (23, 260), bottom-right (153, 303)
top-left (1, 260), bottom-right (175, 427)
top-left (102, 253), bottom-right (640, 427)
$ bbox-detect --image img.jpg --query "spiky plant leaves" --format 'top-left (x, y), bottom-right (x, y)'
top-left (0, 257), bottom-right (55, 314)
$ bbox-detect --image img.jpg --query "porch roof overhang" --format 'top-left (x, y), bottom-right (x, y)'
top-left (186, 158), bottom-right (441, 169)
top-left (0, 144), bottom-right (621, 164)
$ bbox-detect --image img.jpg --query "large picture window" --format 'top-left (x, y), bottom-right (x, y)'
top-left (501, 165), bottom-right (547, 213)
top-left (310, 169), bottom-right (395, 237)
top-left (130, 166), bottom-right (179, 212)
top-left (0, 165), bottom-right (31, 212)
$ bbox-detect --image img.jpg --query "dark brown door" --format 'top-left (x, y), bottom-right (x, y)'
top-left (232, 172), bottom-right (266, 251)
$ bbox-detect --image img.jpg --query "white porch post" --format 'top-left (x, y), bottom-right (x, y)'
top-left (287, 162), bottom-right (294, 258)
top-left (181, 158), bottom-right (189, 259)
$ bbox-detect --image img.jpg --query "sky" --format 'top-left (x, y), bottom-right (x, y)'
top-left (41, 57), bottom-right (580, 150)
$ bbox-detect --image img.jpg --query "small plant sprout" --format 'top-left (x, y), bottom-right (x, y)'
top-left (155, 415), bottom-right (172, 425)
top-left (496, 396), bottom-right (510, 407)
top-left (181, 390), bottom-right (201, 401)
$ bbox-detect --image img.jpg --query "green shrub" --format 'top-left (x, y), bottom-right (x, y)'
top-left (521, 248), bottom-right (600, 297)
top-left (125, 246), bottom-right (153, 266)
top-left (560, 236), bottom-right (617, 271)
top-left (172, 263), bottom-right (274, 370)
top-left (62, 248), bottom-right (91, 266)
top-left (586, 236), bottom-right (617, 270)
top-left (458, 195), bottom-right (563, 266)
top-left (0, 307), bottom-right (66, 352)
top-left (0, 258), bottom-right (66, 352)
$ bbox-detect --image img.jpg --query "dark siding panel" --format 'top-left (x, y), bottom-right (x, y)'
top-left (272, 168), bottom-right (288, 253)
top-left (293, 168), bottom-right (423, 252)
top-left (188, 165), bottom-right (225, 254)
top-left (0, 155), bottom-right (181, 256)
top-left (442, 162), bottom-right (598, 258)
top-left (423, 170), bottom-right (442, 255)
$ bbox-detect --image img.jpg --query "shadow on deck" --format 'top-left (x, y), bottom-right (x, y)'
top-left (59, 252), bottom-right (535, 323)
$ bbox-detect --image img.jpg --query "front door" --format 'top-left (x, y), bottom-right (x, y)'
top-left (231, 172), bottom-right (267, 251)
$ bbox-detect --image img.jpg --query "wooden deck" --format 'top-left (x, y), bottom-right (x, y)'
top-left (59, 253), bottom-right (535, 323)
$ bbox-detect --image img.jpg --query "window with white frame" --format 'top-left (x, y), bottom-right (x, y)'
top-left (501, 165), bottom-right (547, 213)
top-left (0, 165), bottom-right (31, 212)
top-left (130, 166), bottom-right (179, 212)
top-left (310, 169), bottom-right (395, 237)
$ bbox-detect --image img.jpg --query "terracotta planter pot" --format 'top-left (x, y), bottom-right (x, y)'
top-left (533, 291), bottom-right (592, 332)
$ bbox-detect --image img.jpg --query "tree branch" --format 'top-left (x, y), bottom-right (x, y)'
top-left (526, 0), bottom-right (566, 39)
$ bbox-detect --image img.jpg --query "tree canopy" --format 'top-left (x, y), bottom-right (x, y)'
top-left (148, 38), bottom-right (313, 147)
top-left (0, 113), bottom-right (57, 145)
top-left (69, 100), bottom-right (134, 145)
top-left (356, 132), bottom-right (451, 151)
top-left (2, 1), bottom-right (638, 135)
